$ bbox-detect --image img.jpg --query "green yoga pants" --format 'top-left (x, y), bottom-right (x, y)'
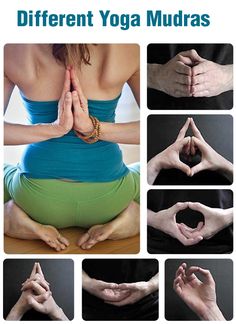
top-left (4, 163), bottom-right (140, 228)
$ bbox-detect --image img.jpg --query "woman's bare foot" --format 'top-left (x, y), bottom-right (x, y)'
top-left (77, 201), bottom-right (140, 249)
top-left (4, 200), bottom-right (69, 251)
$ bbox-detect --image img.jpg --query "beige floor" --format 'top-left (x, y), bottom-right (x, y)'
top-left (4, 229), bottom-right (140, 254)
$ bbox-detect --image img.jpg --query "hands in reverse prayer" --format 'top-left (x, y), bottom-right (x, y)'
top-left (147, 117), bottom-right (233, 184)
top-left (53, 67), bottom-right (94, 138)
top-left (82, 270), bottom-right (159, 306)
top-left (148, 49), bottom-right (233, 97)
top-left (173, 263), bottom-right (225, 320)
top-left (148, 202), bottom-right (233, 246)
top-left (6, 262), bottom-right (68, 321)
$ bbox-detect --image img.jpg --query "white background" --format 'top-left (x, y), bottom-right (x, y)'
top-left (0, 1), bottom-right (235, 323)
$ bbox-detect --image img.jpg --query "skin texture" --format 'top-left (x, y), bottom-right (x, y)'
top-left (4, 44), bottom-right (140, 250)
top-left (148, 49), bottom-right (233, 98)
top-left (83, 270), bottom-right (159, 306)
top-left (147, 203), bottom-right (203, 246)
top-left (147, 117), bottom-right (233, 185)
top-left (148, 201), bottom-right (232, 246)
top-left (6, 263), bottom-right (68, 321)
top-left (173, 263), bottom-right (225, 320)
top-left (178, 203), bottom-right (233, 240)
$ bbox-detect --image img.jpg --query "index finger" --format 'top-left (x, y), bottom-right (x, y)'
top-left (36, 263), bottom-right (45, 279)
top-left (176, 118), bottom-right (191, 140)
top-left (61, 69), bottom-right (71, 98)
top-left (29, 262), bottom-right (38, 278)
top-left (70, 68), bottom-right (87, 106)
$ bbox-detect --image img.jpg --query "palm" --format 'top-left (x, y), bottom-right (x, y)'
top-left (180, 276), bottom-right (215, 314)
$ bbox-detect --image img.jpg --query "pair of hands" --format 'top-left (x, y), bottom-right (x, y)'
top-left (83, 271), bottom-right (159, 307)
top-left (147, 117), bottom-right (233, 184)
top-left (173, 263), bottom-right (225, 320)
top-left (52, 67), bottom-right (94, 138)
top-left (7, 263), bottom-right (67, 321)
top-left (149, 49), bottom-right (233, 97)
top-left (148, 202), bottom-right (233, 246)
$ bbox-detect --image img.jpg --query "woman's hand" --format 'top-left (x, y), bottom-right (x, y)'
top-left (51, 69), bottom-right (74, 137)
top-left (70, 68), bottom-right (94, 135)
top-left (148, 203), bottom-right (203, 246)
top-left (173, 263), bottom-right (225, 320)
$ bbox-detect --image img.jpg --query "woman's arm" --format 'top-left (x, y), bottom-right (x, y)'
top-left (4, 71), bottom-right (74, 145)
top-left (71, 68), bottom-right (140, 145)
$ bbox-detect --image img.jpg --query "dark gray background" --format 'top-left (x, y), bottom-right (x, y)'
top-left (165, 259), bottom-right (233, 320)
top-left (3, 259), bottom-right (74, 320)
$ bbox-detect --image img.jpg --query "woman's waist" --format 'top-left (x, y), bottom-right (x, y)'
top-left (19, 141), bottom-right (128, 181)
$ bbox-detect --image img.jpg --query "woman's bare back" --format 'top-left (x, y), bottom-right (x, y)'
top-left (4, 44), bottom-right (139, 101)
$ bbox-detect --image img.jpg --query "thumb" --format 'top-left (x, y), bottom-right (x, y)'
top-left (33, 291), bottom-right (52, 303)
top-left (190, 161), bottom-right (206, 176)
top-left (186, 49), bottom-right (204, 63)
top-left (176, 160), bottom-right (191, 176)
top-left (171, 202), bottom-right (189, 214)
top-left (188, 202), bottom-right (208, 214)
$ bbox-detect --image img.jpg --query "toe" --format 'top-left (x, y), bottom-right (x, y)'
top-left (77, 232), bottom-right (90, 246)
top-left (81, 241), bottom-right (96, 249)
top-left (58, 235), bottom-right (69, 247)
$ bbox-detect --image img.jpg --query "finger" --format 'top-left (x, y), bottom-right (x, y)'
top-left (61, 69), bottom-right (71, 98)
top-left (36, 263), bottom-right (44, 279)
top-left (63, 91), bottom-right (72, 111)
top-left (197, 267), bottom-right (215, 285)
top-left (186, 266), bottom-right (200, 281)
top-left (196, 221), bottom-right (204, 231)
top-left (176, 58), bottom-right (193, 70)
top-left (175, 263), bottom-right (186, 278)
top-left (178, 49), bottom-right (204, 64)
top-left (192, 89), bottom-right (210, 97)
top-left (173, 83), bottom-right (192, 97)
top-left (22, 277), bottom-right (50, 291)
top-left (192, 73), bottom-right (207, 85)
top-left (175, 71), bottom-right (192, 85)
top-left (176, 160), bottom-right (191, 176)
top-left (105, 296), bottom-right (132, 307)
top-left (58, 234), bottom-right (70, 247)
top-left (33, 291), bottom-right (52, 303)
top-left (178, 232), bottom-right (203, 246)
top-left (191, 82), bottom-right (208, 94)
top-left (29, 263), bottom-right (38, 278)
top-left (173, 275), bottom-right (184, 290)
top-left (27, 296), bottom-right (45, 312)
top-left (190, 118), bottom-right (204, 141)
top-left (176, 118), bottom-right (191, 140)
top-left (192, 61), bottom-right (209, 76)
top-left (118, 283), bottom-right (136, 290)
top-left (188, 202), bottom-right (207, 213)
top-left (171, 202), bottom-right (189, 214)
top-left (72, 91), bottom-right (82, 117)
top-left (191, 136), bottom-right (207, 154)
top-left (70, 68), bottom-right (88, 110)
top-left (21, 281), bottom-right (47, 295)
top-left (102, 282), bottom-right (119, 289)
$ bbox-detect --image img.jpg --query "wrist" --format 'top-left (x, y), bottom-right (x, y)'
top-left (222, 64), bottom-right (233, 92)
top-left (49, 123), bottom-right (69, 138)
top-left (200, 303), bottom-right (225, 321)
top-left (147, 209), bottom-right (157, 227)
top-left (147, 64), bottom-right (162, 91)
top-left (49, 305), bottom-right (65, 320)
top-left (7, 301), bottom-right (29, 320)
top-left (223, 207), bottom-right (233, 226)
top-left (147, 155), bottom-right (162, 184)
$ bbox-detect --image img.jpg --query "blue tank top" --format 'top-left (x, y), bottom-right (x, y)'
top-left (19, 94), bottom-right (129, 182)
